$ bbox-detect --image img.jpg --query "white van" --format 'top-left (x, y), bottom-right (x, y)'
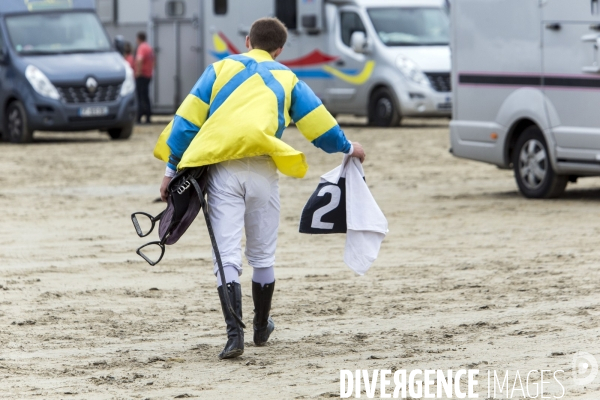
top-left (203, 0), bottom-right (451, 126)
top-left (99, 0), bottom-right (452, 122)
top-left (450, 0), bottom-right (600, 198)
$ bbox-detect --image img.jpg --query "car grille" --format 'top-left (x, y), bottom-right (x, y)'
top-left (425, 72), bottom-right (451, 92)
top-left (56, 83), bottom-right (122, 104)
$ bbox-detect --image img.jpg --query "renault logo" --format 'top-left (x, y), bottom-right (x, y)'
top-left (86, 77), bottom-right (98, 94)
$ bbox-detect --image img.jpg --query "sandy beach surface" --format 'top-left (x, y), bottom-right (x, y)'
top-left (1, 118), bottom-right (599, 399)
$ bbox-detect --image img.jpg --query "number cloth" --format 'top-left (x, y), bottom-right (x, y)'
top-left (153, 49), bottom-right (352, 178)
top-left (299, 179), bottom-right (347, 234)
top-left (299, 156), bottom-right (388, 275)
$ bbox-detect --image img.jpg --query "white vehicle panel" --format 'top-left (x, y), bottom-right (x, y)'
top-left (542, 0), bottom-right (600, 22)
top-left (542, 1), bottom-right (600, 161)
top-left (451, 0), bottom-right (545, 166)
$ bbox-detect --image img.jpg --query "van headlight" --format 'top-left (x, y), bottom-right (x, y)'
top-left (395, 57), bottom-right (430, 87)
top-left (120, 63), bottom-right (135, 96)
top-left (25, 65), bottom-right (60, 100)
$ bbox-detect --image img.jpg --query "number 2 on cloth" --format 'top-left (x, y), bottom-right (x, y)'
top-left (311, 185), bottom-right (342, 229)
top-left (299, 179), bottom-right (347, 234)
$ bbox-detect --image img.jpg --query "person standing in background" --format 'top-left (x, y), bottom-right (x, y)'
top-left (135, 32), bottom-right (155, 124)
top-left (123, 42), bottom-right (135, 71)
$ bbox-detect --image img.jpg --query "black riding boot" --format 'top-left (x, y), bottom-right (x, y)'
top-left (217, 282), bottom-right (244, 359)
top-left (252, 281), bottom-right (275, 346)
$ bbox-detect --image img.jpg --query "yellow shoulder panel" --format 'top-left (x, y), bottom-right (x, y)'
top-left (211, 60), bottom-right (226, 75)
top-left (295, 104), bottom-right (338, 141)
top-left (176, 94), bottom-right (209, 128)
top-left (211, 59), bottom-right (247, 103)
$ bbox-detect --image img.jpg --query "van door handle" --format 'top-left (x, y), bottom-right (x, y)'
top-left (590, 23), bottom-right (600, 31)
top-left (581, 33), bottom-right (600, 42)
top-left (582, 33), bottom-right (600, 72)
top-left (335, 60), bottom-right (345, 67)
top-left (582, 65), bottom-right (600, 73)
top-left (545, 23), bottom-right (561, 31)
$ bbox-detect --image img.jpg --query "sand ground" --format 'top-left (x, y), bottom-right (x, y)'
top-left (1, 118), bottom-right (600, 399)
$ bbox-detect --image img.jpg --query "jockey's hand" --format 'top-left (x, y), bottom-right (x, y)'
top-left (160, 176), bottom-right (172, 202)
top-left (351, 142), bottom-right (365, 163)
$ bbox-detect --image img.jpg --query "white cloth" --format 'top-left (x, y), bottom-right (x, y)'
top-left (320, 155), bottom-right (388, 275)
top-left (206, 156), bottom-right (280, 275)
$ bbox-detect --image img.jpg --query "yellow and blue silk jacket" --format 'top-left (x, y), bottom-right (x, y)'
top-left (153, 49), bottom-right (351, 178)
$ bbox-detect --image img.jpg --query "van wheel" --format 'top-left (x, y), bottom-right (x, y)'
top-left (108, 124), bottom-right (133, 140)
top-left (4, 101), bottom-right (33, 143)
top-left (368, 87), bottom-right (401, 127)
top-left (513, 126), bottom-right (567, 198)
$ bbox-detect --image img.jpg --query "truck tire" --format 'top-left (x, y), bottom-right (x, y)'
top-left (108, 124), bottom-right (134, 140)
top-left (513, 125), bottom-right (567, 198)
top-left (3, 101), bottom-right (33, 143)
top-left (368, 87), bottom-right (401, 127)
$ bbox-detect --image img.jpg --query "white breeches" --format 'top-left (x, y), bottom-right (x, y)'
top-left (206, 156), bottom-right (280, 275)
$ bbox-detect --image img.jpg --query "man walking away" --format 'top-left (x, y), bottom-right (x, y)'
top-left (135, 31), bottom-right (155, 124)
top-left (154, 18), bottom-right (365, 359)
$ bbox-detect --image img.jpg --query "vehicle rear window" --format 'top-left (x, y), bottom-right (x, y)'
top-left (166, 1), bottom-right (185, 17)
top-left (214, 0), bottom-right (227, 15)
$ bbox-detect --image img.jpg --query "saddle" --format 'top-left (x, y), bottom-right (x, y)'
top-left (131, 166), bottom-right (208, 266)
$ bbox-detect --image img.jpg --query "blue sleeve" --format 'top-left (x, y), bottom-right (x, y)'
top-left (290, 80), bottom-right (351, 154)
top-left (290, 80), bottom-right (323, 123)
top-left (166, 116), bottom-right (202, 170)
top-left (312, 126), bottom-right (352, 154)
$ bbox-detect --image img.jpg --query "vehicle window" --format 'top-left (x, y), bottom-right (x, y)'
top-left (166, 1), bottom-right (185, 17)
top-left (214, 0), bottom-right (227, 15)
top-left (340, 12), bottom-right (366, 47)
top-left (367, 7), bottom-right (449, 46)
top-left (276, 0), bottom-right (297, 30)
top-left (6, 12), bottom-right (111, 55)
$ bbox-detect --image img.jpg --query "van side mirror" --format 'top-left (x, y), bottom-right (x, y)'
top-left (114, 35), bottom-right (125, 55)
top-left (350, 31), bottom-right (367, 54)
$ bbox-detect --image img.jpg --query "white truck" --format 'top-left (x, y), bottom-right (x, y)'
top-left (450, 0), bottom-right (600, 198)
top-left (98, 0), bottom-right (452, 124)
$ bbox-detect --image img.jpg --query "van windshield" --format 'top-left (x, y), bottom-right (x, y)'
top-left (367, 7), bottom-right (449, 46)
top-left (6, 12), bottom-right (111, 55)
